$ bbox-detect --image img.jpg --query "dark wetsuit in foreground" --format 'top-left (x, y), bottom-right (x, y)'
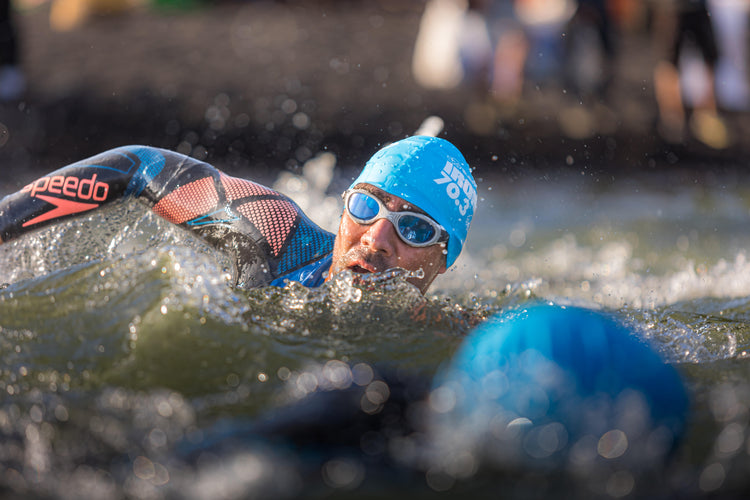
top-left (0, 146), bottom-right (334, 288)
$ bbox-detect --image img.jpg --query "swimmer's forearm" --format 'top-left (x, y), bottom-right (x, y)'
top-left (0, 145), bottom-right (201, 243)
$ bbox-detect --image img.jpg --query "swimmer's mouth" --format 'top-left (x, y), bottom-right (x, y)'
top-left (349, 262), bottom-right (375, 274)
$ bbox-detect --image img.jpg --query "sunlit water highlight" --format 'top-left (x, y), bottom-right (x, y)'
top-left (2, 161), bottom-right (750, 498)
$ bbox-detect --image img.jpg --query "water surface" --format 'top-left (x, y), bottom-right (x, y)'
top-left (1, 163), bottom-right (750, 498)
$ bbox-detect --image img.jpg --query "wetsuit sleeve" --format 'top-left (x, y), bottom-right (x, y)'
top-left (0, 145), bottom-right (164, 241)
top-left (0, 145), bottom-right (334, 287)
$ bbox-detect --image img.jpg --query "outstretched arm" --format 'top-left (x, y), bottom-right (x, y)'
top-left (0, 146), bottom-right (181, 242)
top-left (0, 146), bottom-right (334, 287)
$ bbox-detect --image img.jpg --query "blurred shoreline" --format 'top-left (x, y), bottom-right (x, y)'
top-left (2, 0), bottom-right (750, 195)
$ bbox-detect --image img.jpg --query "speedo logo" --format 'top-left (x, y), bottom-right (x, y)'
top-left (22, 173), bottom-right (110, 201)
top-left (433, 160), bottom-right (477, 217)
top-left (21, 173), bottom-right (110, 227)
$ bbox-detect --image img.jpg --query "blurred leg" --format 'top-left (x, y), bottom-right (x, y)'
top-left (653, 60), bottom-right (685, 137)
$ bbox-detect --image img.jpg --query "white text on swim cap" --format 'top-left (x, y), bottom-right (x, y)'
top-left (433, 161), bottom-right (477, 217)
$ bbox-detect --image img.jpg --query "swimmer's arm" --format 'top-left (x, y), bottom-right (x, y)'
top-left (0, 145), bottom-right (319, 287)
top-left (0, 145), bottom-right (210, 244)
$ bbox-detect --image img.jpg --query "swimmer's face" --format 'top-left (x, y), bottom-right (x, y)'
top-left (328, 184), bottom-right (447, 294)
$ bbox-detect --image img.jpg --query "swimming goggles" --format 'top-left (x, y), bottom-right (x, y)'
top-left (343, 189), bottom-right (448, 247)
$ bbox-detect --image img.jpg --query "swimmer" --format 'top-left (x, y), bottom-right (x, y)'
top-left (0, 136), bottom-right (477, 294)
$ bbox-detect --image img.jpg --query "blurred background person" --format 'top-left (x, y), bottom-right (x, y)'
top-left (514, 0), bottom-right (577, 85)
top-left (651, 0), bottom-right (729, 148)
top-left (563, 0), bottom-right (617, 100)
top-left (411, 0), bottom-right (470, 91)
top-left (708, 0), bottom-right (750, 113)
top-left (0, 0), bottom-right (24, 102)
top-left (411, 0), bottom-right (529, 104)
top-left (481, 0), bottom-right (529, 106)
top-left (557, 0), bottom-right (620, 139)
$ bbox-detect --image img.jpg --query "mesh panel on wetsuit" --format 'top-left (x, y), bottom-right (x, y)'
top-left (276, 217), bottom-right (334, 276)
top-left (220, 174), bottom-right (275, 200)
top-left (152, 177), bottom-right (218, 224)
top-left (236, 199), bottom-right (296, 256)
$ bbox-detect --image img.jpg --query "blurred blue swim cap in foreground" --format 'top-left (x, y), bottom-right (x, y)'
top-left (350, 136), bottom-right (476, 268)
top-left (430, 303), bottom-right (689, 475)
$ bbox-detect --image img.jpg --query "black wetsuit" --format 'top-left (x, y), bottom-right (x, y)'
top-left (0, 146), bottom-right (334, 288)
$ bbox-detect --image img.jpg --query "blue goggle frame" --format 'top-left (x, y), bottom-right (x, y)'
top-left (343, 189), bottom-right (448, 247)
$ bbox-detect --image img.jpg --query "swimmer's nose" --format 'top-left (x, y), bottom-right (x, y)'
top-left (361, 218), bottom-right (397, 256)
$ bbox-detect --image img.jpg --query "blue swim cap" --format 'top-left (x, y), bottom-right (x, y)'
top-left (350, 136), bottom-right (477, 268)
top-left (433, 303), bottom-right (689, 468)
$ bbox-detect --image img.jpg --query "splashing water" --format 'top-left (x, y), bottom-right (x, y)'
top-left (3, 160), bottom-right (750, 498)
